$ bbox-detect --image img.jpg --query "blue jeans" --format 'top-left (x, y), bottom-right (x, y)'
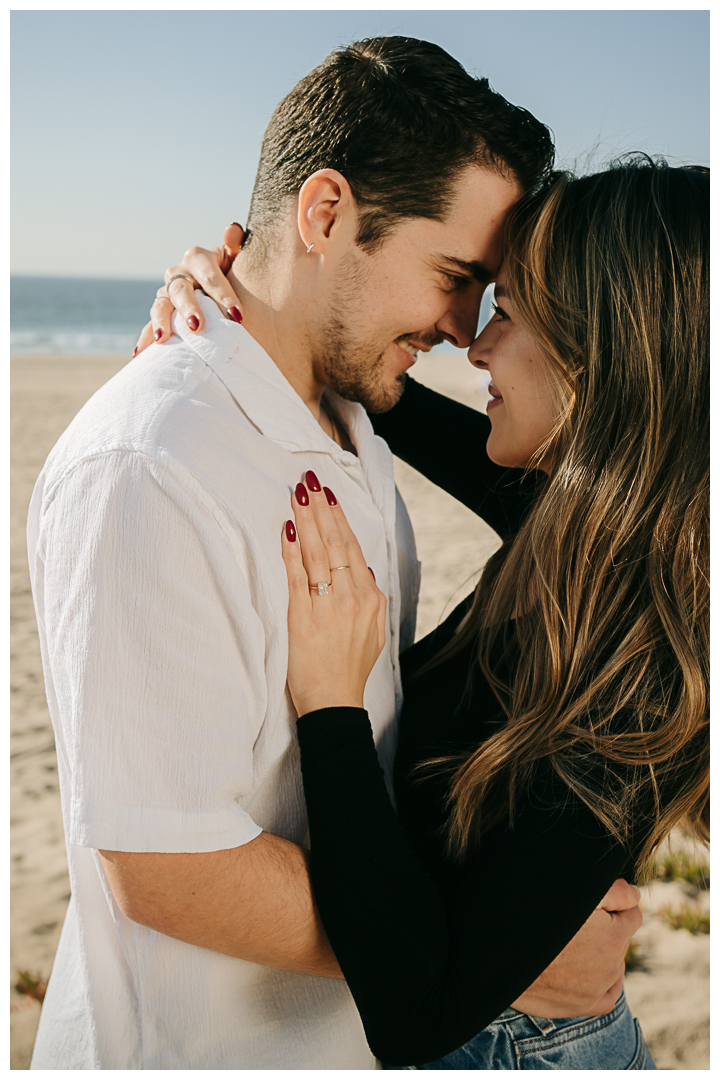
top-left (391, 990), bottom-right (656, 1070)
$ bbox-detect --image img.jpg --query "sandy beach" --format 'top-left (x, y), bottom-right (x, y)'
top-left (10, 350), bottom-right (709, 1069)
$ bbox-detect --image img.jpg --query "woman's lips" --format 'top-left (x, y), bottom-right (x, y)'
top-left (487, 383), bottom-right (503, 410)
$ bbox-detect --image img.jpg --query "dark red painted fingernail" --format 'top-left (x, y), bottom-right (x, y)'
top-left (132, 346), bottom-right (139, 358)
top-left (306, 470), bottom-right (321, 492)
top-left (285, 520), bottom-right (296, 542)
top-left (368, 567), bottom-right (376, 581)
top-left (187, 315), bottom-right (200, 331)
top-left (295, 482), bottom-right (309, 506)
top-left (154, 328), bottom-right (163, 341)
top-left (228, 306), bottom-right (243, 324)
top-left (323, 487), bottom-right (337, 506)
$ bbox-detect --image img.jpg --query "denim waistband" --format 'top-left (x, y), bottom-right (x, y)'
top-left (492, 988), bottom-right (627, 1037)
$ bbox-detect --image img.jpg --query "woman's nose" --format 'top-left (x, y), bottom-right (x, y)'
top-left (468, 323), bottom-right (493, 368)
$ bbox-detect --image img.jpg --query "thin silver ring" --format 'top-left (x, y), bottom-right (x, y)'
top-left (165, 273), bottom-right (194, 293)
top-left (330, 565), bottom-right (350, 572)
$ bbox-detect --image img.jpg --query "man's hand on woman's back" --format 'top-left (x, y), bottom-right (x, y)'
top-left (512, 878), bottom-right (642, 1017)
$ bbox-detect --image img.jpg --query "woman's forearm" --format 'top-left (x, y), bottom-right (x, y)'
top-left (297, 707), bottom-right (630, 1066)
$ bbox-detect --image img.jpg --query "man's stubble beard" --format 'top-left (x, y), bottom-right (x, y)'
top-left (311, 253), bottom-right (407, 415)
top-left (315, 319), bottom-right (407, 414)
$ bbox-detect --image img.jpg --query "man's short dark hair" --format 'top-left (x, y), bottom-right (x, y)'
top-left (245, 36), bottom-right (555, 255)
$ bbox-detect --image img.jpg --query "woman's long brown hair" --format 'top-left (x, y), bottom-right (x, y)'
top-left (425, 159), bottom-right (709, 879)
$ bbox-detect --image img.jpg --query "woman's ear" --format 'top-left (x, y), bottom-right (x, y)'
top-left (297, 170), bottom-right (358, 256)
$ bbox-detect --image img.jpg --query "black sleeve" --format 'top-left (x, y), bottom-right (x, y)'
top-left (369, 377), bottom-right (542, 541)
top-left (297, 708), bottom-right (631, 1067)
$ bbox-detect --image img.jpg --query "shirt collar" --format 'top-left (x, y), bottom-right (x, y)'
top-left (171, 294), bottom-right (370, 457)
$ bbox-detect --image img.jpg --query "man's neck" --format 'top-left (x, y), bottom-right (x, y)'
top-left (227, 255), bottom-right (327, 426)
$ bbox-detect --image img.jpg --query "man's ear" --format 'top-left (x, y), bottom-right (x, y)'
top-left (297, 170), bottom-right (357, 255)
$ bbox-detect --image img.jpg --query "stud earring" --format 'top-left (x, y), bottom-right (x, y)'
top-left (306, 243), bottom-right (315, 254)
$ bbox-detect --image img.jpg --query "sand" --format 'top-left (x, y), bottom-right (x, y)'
top-left (10, 351), bottom-right (709, 1069)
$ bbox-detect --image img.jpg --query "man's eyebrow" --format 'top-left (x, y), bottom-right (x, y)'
top-left (437, 256), bottom-right (495, 285)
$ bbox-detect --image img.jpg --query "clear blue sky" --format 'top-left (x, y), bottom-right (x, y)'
top-left (11, 8), bottom-right (709, 279)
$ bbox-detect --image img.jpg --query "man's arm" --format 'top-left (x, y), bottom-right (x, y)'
top-left (99, 832), bottom-right (343, 979)
top-left (100, 835), bottom-right (636, 1007)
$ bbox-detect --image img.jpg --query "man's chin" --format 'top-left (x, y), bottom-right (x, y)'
top-left (320, 350), bottom-right (408, 413)
top-left (361, 372), bottom-right (408, 414)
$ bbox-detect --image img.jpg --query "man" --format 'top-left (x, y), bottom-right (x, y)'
top-left (28, 37), bottom-right (639, 1069)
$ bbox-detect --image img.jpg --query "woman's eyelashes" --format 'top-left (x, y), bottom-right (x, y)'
top-left (491, 301), bottom-right (510, 322)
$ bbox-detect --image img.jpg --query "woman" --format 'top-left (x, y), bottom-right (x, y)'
top-left (140, 159), bottom-right (708, 1069)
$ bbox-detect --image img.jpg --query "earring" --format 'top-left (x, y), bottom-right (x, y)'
top-left (306, 243), bottom-right (315, 254)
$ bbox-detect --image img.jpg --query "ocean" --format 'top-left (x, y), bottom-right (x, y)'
top-left (10, 276), bottom-right (160, 355)
top-left (11, 274), bottom-right (497, 360)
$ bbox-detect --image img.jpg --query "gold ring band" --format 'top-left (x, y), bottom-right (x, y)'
top-left (165, 273), bottom-right (194, 294)
top-left (330, 565), bottom-right (350, 572)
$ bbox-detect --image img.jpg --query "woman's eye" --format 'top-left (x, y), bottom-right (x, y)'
top-left (491, 301), bottom-right (510, 321)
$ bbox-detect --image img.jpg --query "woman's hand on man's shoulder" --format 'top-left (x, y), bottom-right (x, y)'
top-left (133, 223), bottom-right (244, 356)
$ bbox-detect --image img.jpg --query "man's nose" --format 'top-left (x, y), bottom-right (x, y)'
top-left (436, 290), bottom-right (484, 350)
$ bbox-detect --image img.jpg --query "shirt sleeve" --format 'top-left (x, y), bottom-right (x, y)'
top-left (37, 449), bottom-right (266, 853)
top-left (296, 707), bottom-right (631, 1067)
top-left (370, 378), bottom-right (542, 540)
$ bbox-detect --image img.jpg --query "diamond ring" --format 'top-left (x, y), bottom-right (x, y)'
top-left (309, 580), bottom-right (331, 595)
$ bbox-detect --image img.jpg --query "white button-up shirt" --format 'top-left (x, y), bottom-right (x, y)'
top-left (27, 296), bottom-right (420, 1070)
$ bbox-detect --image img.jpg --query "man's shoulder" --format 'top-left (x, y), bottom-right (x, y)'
top-left (41, 338), bottom-right (248, 488)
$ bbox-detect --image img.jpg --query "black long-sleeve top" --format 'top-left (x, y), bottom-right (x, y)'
top-left (296, 379), bottom-right (637, 1066)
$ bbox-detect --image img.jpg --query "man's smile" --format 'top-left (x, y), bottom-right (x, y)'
top-left (393, 335), bottom-right (441, 368)
top-left (394, 340), bottom-right (420, 366)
